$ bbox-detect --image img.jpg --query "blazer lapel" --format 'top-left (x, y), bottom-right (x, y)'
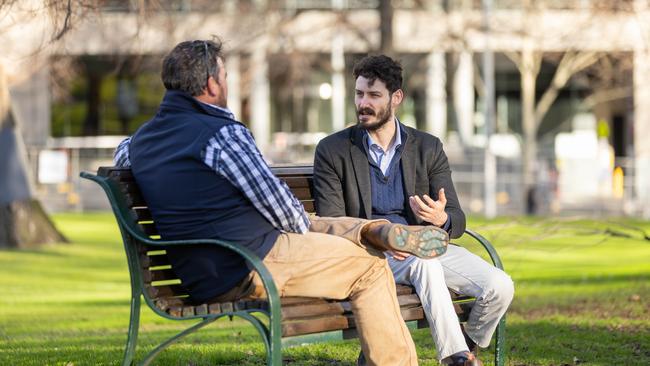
top-left (350, 127), bottom-right (372, 218)
top-left (401, 127), bottom-right (417, 201)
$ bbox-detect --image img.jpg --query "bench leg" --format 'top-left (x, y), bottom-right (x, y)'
top-left (122, 294), bottom-right (141, 366)
top-left (238, 312), bottom-right (282, 366)
top-left (494, 315), bottom-right (506, 366)
top-left (269, 316), bottom-right (282, 366)
top-left (139, 317), bottom-right (219, 366)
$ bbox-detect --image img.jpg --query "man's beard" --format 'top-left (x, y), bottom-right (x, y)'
top-left (357, 101), bottom-right (392, 131)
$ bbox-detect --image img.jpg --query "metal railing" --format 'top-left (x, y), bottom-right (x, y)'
top-left (25, 136), bottom-right (642, 217)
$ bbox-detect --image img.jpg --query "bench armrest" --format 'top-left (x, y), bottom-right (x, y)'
top-left (464, 228), bottom-right (504, 270)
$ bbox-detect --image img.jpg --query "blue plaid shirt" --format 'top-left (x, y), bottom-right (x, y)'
top-left (113, 109), bottom-right (310, 234)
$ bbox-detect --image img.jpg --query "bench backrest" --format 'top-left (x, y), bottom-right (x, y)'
top-left (271, 165), bottom-right (315, 212)
top-left (83, 167), bottom-right (270, 320)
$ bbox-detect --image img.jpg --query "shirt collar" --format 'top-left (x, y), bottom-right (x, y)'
top-left (199, 101), bottom-right (235, 120)
top-left (365, 117), bottom-right (402, 153)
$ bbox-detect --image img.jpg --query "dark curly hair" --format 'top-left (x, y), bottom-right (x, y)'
top-left (161, 38), bottom-right (224, 96)
top-left (352, 55), bottom-right (403, 94)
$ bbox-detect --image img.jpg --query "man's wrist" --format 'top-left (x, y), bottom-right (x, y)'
top-left (434, 212), bottom-right (449, 227)
top-left (438, 214), bottom-right (451, 233)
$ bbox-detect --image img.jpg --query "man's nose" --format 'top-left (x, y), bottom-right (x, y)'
top-left (357, 96), bottom-right (370, 107)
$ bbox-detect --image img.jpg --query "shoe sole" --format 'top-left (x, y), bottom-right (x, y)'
top-left (386, 225), bottom-right (448, 259)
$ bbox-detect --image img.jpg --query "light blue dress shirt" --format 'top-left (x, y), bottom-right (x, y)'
top-left (365, 118), bottom-right (402, 176)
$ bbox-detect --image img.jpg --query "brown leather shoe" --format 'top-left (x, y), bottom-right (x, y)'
top-left (449, 351), bottom-right (483, 366)
top-left (369, 224), bottom-right (449, 259)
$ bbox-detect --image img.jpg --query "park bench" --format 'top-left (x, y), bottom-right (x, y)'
top-left (81, 165), bottom-right (506, 366)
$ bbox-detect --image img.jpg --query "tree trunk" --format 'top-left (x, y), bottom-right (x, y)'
top-left (83, 70), bottom-right (102, 136)
top-left (521, 48), bottom-right (539, 214)
top-left (379, 0), bottom-right (393, 55)
top-left (0, 111), bottom-right (67, 249)
top-left (0, 199), bottom-right (67, 249)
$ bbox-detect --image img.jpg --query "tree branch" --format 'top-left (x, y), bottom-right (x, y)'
top-left (534, 51), bottom-right (600, 124)
top-left (582, 86), bottom-right (632, 109)
top-left (504, 51), bottom-right (523, 72)
top-left (473, 59), bottom-right (485, 99)
top-left (51, 0), bottom-right (72, 41)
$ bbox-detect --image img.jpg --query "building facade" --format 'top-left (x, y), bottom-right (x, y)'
top-left (5, 0), bottom-right (650, 216)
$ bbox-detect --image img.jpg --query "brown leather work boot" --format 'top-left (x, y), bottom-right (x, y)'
top-left (362, 222), bottom-right (449, 259)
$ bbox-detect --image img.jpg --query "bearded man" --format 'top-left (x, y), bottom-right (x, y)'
top-left (313, 55), bottom-right (514, 366)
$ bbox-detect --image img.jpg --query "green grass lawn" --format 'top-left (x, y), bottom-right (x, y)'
top-left (1, 213), bottom-right (649, 365)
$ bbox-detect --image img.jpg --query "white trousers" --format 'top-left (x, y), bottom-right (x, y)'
top-left (387, 244), bottom-right (514, 361)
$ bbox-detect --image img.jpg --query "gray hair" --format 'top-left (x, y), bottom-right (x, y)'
top-left (161, 38), bottom-right (224, 96)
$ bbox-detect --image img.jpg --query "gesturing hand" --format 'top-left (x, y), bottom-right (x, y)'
top-left (408, 188), bottom-right (448, 227)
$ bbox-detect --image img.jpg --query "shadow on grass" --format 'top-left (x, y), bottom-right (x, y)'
top-left (517, 273), bottom-right (650, 286)
top-left (0, 247), bottom-right (68, 257)
top-left (502, 320), bottom-right (650, 366)
top-left (3, 318), bottom-right (650, 365)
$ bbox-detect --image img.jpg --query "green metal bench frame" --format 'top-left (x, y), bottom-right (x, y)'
top-left (82, 170), bottom-right (283, 366)
top-left (81, 166), bottom-right (506, 366)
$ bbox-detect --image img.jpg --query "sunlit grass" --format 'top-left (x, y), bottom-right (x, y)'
top-left (0, 213), bottom-right (648, 365)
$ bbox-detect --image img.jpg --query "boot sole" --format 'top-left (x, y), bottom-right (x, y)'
top-left (386, 225), bottom-right (448, 259)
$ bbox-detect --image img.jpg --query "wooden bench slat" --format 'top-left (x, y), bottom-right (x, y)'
top-left (182, 306), bottom-right (195, 317)
top-left (120, 182), bottom-right (143, 196)
top-left (168, 306), bottom-right (183, 317)
top-left (282, 301), bottom-right (348, 320)
top-left (281, 306), bottom-right (426, 338)
top-left (279, 297), bottom-right (326, 306)
top-left (154, 297), bottom-right (185, 311)
top-left (395, 284), bottom-right (415, 295)
top-left (271, 166), bottom-right (313, 176)
top-left (282, 315), bottom-right (351, 337)
top-left (345, 307), bottom-right (425, 329)
top-left (289, 187), bottom-right (312, 200)
top-left (140, 253), bottom-right (171, 268)
top-left (301, 200), bottom-right (315, 212)
top-left (281, 292), bottom-right (423, 321)
top-left (139, 223), bottom-right (159, 236)
top-left (397, 294), bottom-right (422, 308)
top-left (125, 193), bottom-right (147, 208)
top-left (195, 304), bottom-right (209, 316)
top-left (99, 167), bottom-right (135, 181)
top-left (400, 307), bottom-right (425, 322)
top-left (146, 284), bottom-right (186, 299)
top-left (143, 268), bottom-right (178, 283)
top-left (134, 208), bottom-right (153, 221)
top-left (281, 177), bottom-right (312, 189)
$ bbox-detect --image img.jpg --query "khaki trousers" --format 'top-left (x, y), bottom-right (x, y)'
top-left (229, 216), bottom-right (418, 366)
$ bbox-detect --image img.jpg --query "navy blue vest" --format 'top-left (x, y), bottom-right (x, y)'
top-left (367, 139), bottom-right (409, 225)
top-left (129, 90), bottom-right (279, 303)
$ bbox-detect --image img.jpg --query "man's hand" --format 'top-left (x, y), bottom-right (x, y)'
top-left (387, 250), bottom-right (411, 261)
top-left (409, 188), bottom-right (448, 227)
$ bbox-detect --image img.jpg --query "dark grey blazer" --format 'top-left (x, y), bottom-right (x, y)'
top-left (313, 123), bottom-right (466, 239)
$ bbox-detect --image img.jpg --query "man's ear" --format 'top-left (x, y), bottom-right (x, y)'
top-left (206, 76), bottom-right (218, 97)
top-left (392, 89), bottom-right (404, 106)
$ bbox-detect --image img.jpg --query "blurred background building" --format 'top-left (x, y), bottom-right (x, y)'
top-left (6, 0), bottom-right (650, 218)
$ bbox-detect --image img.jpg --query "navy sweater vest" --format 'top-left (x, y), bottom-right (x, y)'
top-left (369, 153), bottom-right (409, 225)
top-left (129, 90), bottom-right (279, 303)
